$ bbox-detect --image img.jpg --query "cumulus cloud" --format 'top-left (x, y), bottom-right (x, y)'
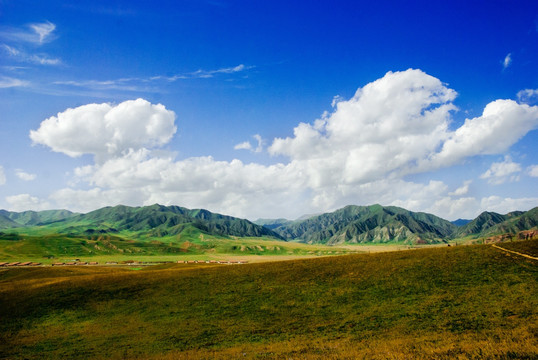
top-left (234, 134), bottom-right (263, 152)
top-left (29, 70), bottom-right (538, 219)
top-left (480, 156), bottom-right (521, 184)
top-left (270, 69), bottom-right (458, 184)
top-left (431, 100), bottom-right (538, 166)
top-left (15, 169), bottom-right (36, 181)
top-left (5, 194), bottom-right (51, 212)
top-left (0, 166), bottom-right (6, 185)
top-left (449, 180), bottom-right (472, 196)
top-left (528, 165), bottom-right (538, 177)
top-left (480, 196), bottom-right (538, 215)
top-left (503, 53), bottom-right (512, 69)
top-left (427, 197), bottom-right (479, 221)
top-left (270, 69), bottom-right (538, 182)
top-left (234, 141), bottom-right (253, 151)
top-left (30, 98), bottom-right (177, 162)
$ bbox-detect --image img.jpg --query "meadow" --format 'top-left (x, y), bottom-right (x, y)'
top-left (1, 240), bottom-right (537, 359)
top-left (0, 232), bottom-right (358, 265)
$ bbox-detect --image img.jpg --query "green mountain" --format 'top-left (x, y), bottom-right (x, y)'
top-left (0, 209), bottom-right (77, 227)
top-left (273, 204), bottom-right (457, 245)
top-left (461, 208), bottom-right (538, 238)
top-left (451, 218), bottom-right (471, 226)
top-left (253, 218), bottom-right (292, 230)
top-left (0, 213), bottom-right (20, 228)
top-left (454, 210), bottom-right (526, 238)
top-left (2, 204), bottom-right (537, 246)
top-left (21, 204), bottom-right (283, 240)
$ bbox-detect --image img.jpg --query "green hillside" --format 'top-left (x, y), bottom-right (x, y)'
top-left (1, 204), bottom-right (282, 241)
top-left (2, 204), bottom-right (538, 250)
top-left (0, 209), bottom-right (77, 226)
top-left (1, 240), bottom-right (537, 359)
top-left (253, 218), bottom-right (292, 229)
top-left (274, 204), bottom-right (456, 244)
top-left (454, 208), bottom-right (538, 239)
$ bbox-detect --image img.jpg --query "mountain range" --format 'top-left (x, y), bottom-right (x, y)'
top-left (256, 204), bottom-right (538, 244)
top-left (0, 204), bottom-right (281, 240)
top-left (1, 204), bottom-right (537, 244)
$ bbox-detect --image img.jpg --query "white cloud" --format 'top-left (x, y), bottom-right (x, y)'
top-left (15, 169), bottom-right (36, 181)
top-left (0, 166), bottom-right (6, 185)
top-left (30, 98), bottom-right (177, 163)
top-left (189, 64), bottom-right (254, 78)
top-left (480, 156), bottom-right (521, 184)
top-left (53, 64), bottom-right (255, 92)
top-left (234, 141), bottom-right (252, 151)
top-left (449, 180), bottom-right (472, 196)
top-left (0, 76), bottom-right (29, 88)
top-left (30, 22), bottom-right (56, 44)
top-left (517, 89), bottom-right (538, 105)
top-left (432, 100), bottom-right (538, 167)
top-left (28, 70), bottom-right (538, 220)
top-left (5, 194), bottom-right (51, 212)
top-left (480, 196), bottom-right (538, 215)
top-left (234, 134), bottom-right (263, 152)
top-left (0, 21), bottom-right (56, 44)
top-left (528, 165), bottom-right (538, 177)
top-left (270, 69), bottom-right (458, 183)
top-left (427, 197), bottom-right (480, 221)
top-left (503, 53), bottom-right (512, 69)
top-left (2, 43), bottom-right (61, 66)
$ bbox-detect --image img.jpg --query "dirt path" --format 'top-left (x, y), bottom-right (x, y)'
top-left (491, 244), bottom-right (538, 261)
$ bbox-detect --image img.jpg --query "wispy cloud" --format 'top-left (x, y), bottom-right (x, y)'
top-left (156, 64), bottom-right (255, 81)
top-left (30, 22), bottom-right (56, 44)
top-left (502, 53), bottom-right (512, 69)
top-left (53, 64), bottom-right (254, 92)
top-left (0, 166), bottom-right (5, 185)
top-left (517, 89), bottom-right (538, 105)
top-left (0, 76), bottom-right (29, 88)
top-left (15, 169), bottom-right (36, 181)
top-left (53, 79), bottom-right (147, 92)
top-left (0, 21), bottom-right (57, 45)
top-left (2, 44), bottom-right (61, 66)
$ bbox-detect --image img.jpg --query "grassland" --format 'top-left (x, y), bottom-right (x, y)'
top-left (496, 239), bottom-right (538, 257)
top-left (0, 231), bottom-right (358, 265)
top-left (1, 239), bottom-right (537, 359)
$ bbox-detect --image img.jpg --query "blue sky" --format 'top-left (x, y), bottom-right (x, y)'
top-left (1, 0), bottom-right (537, 220)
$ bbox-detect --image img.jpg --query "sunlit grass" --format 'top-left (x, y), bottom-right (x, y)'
top-left (1, 240), bottom-right (537, 359)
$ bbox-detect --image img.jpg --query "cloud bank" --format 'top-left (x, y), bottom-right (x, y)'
top-left (18, 69), bottom-right (538, 219)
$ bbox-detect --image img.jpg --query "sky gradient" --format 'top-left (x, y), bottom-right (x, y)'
top-left (1, 0), bottom-right (537, 221)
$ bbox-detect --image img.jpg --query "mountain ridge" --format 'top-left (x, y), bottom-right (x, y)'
top-left (1, 204), bottom-right (537, 244)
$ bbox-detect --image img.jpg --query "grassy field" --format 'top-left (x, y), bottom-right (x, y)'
top-left (496, 239), bottom-right (538, 257)
top-left (1, 240), bottom-right (537, 359)
top-left (0, 232), bottom-right (359, 264)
